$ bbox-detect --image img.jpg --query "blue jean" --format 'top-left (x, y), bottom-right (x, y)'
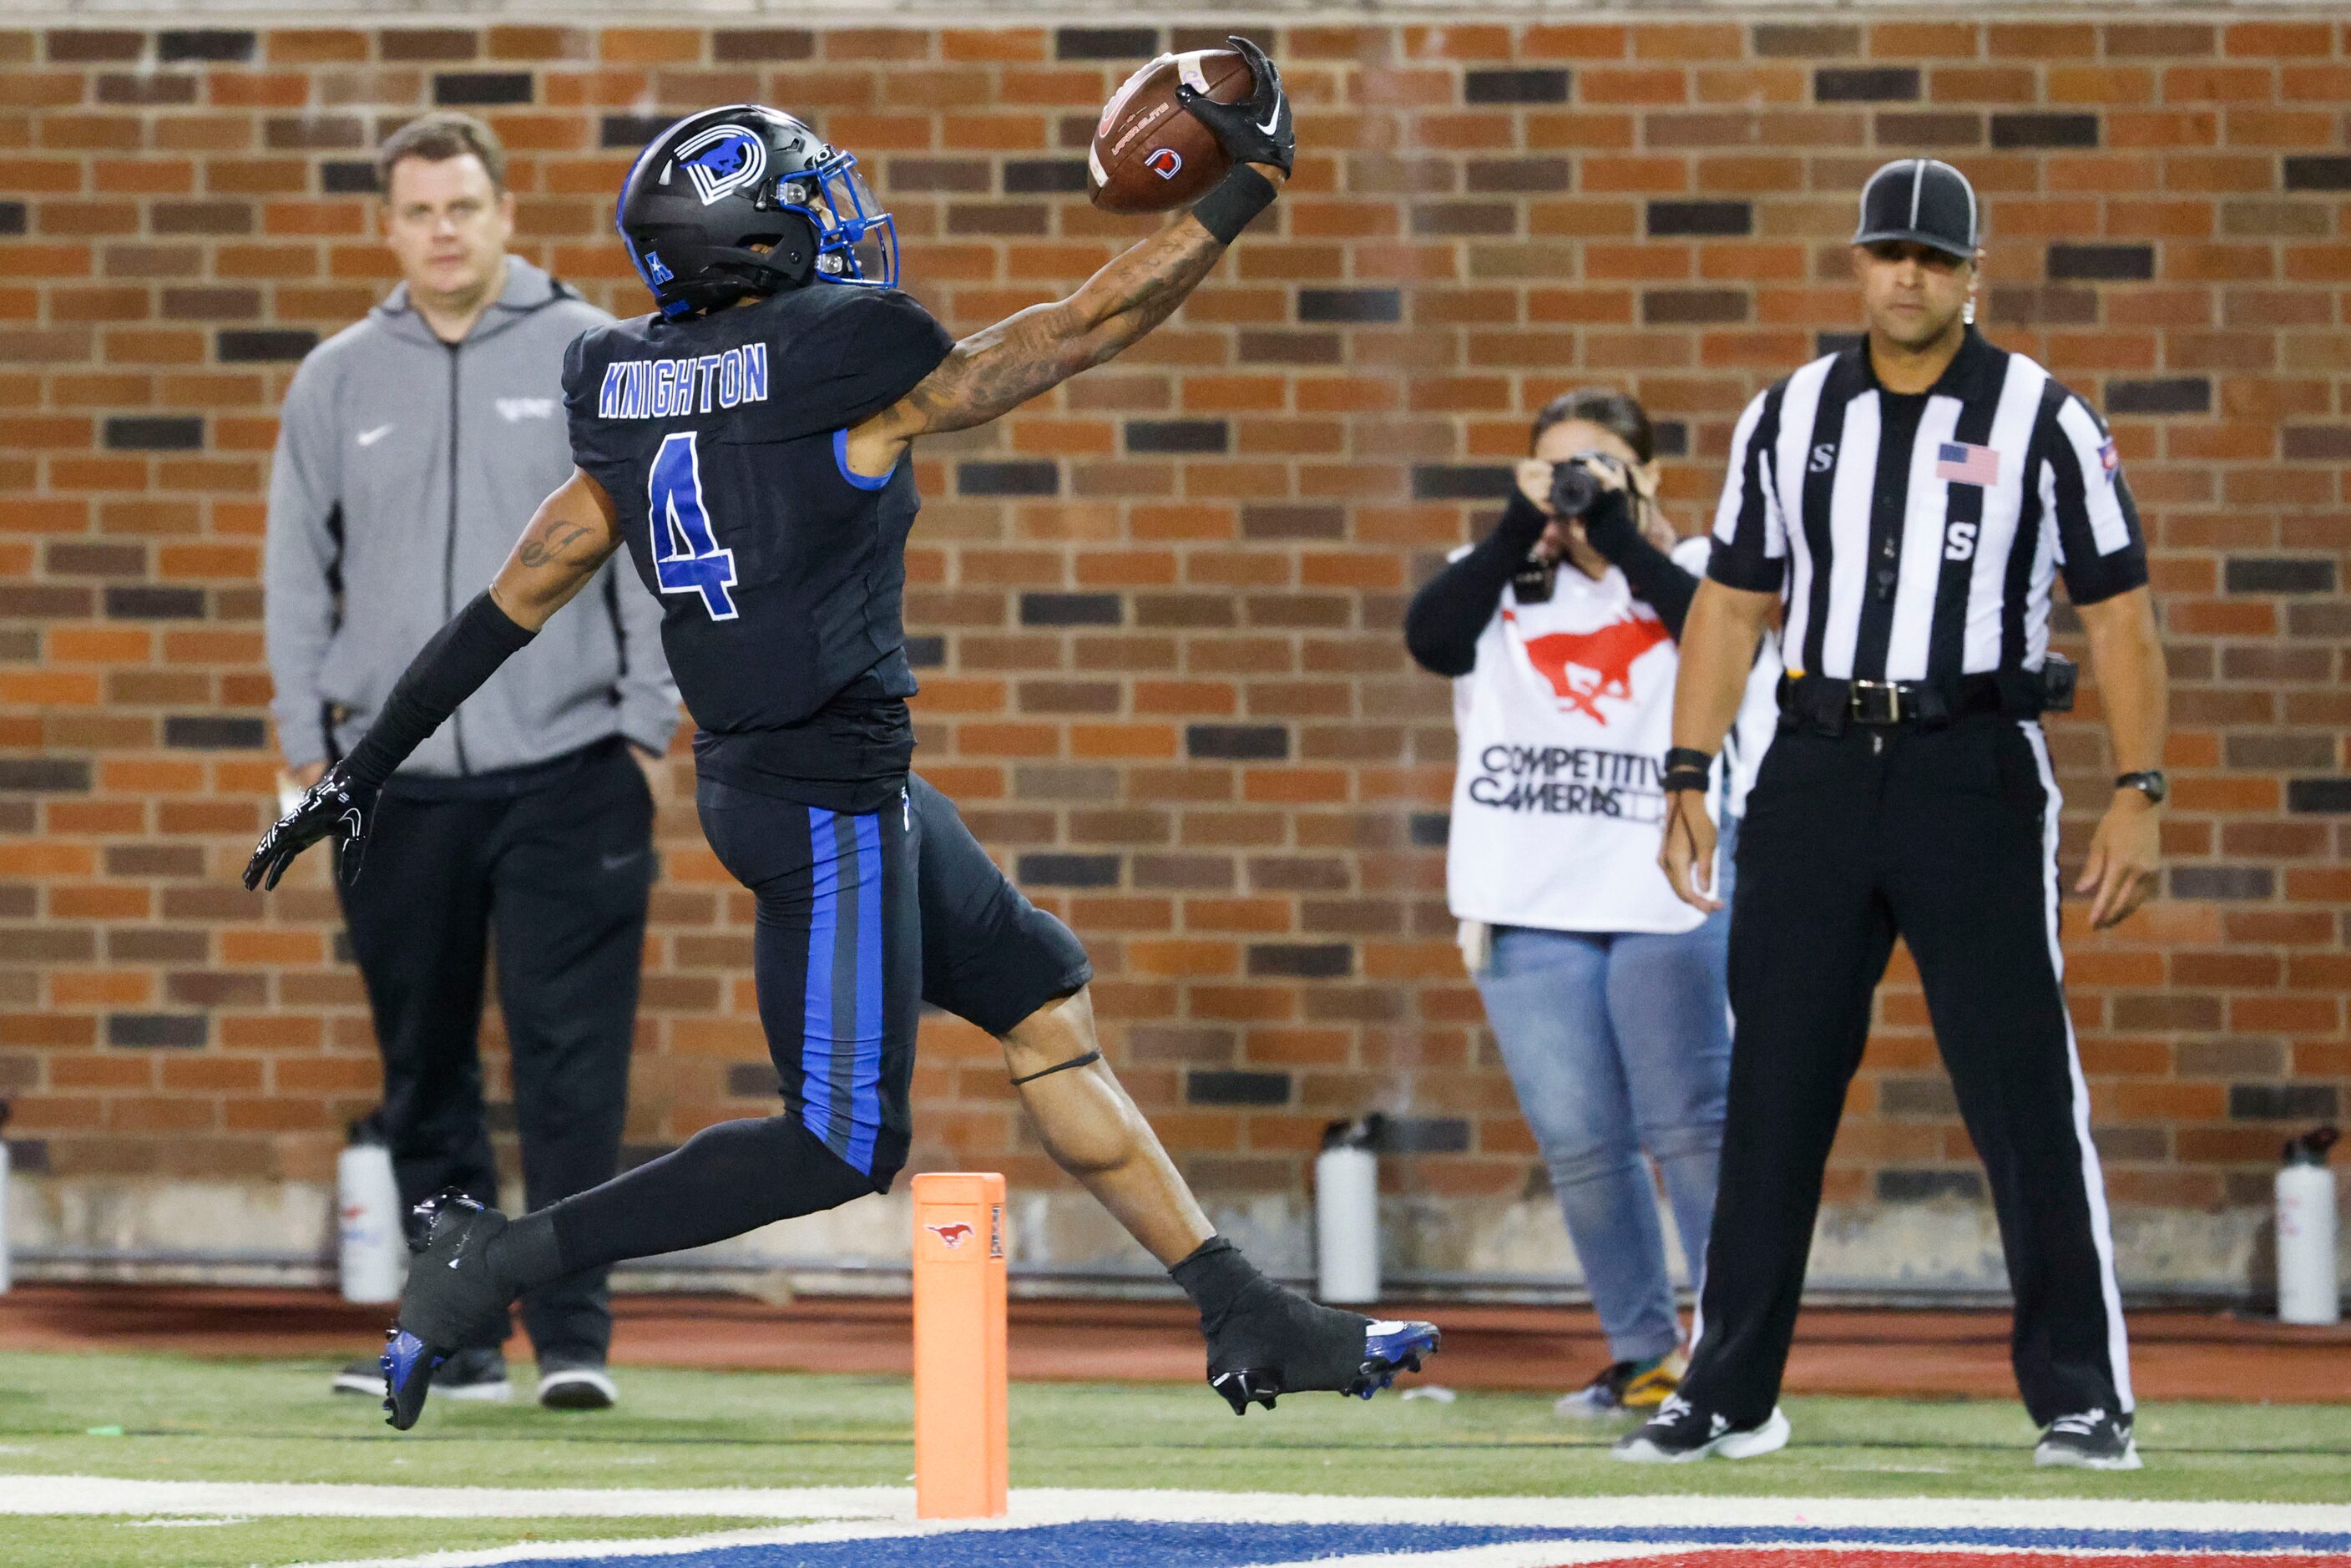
top-left (1474, 822), bottom-right (1736, 1363)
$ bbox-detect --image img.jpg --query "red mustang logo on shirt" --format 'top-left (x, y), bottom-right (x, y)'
top-left (1507, 610), bottom-right (1671, 725)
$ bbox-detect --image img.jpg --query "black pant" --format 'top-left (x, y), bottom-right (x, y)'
top-left (1683, 716), bottom-right (2131, 1429)
top-left (339, 739), bottom-right (653, 1365)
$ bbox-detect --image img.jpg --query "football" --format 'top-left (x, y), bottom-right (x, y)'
top-left (1086, 48), bottom-right (1256, 215)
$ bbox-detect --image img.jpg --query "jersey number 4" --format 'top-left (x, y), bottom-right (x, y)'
top-left (649, 431), bottom-right (739, 621)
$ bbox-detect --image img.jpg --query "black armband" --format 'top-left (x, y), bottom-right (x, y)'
top-left (341, 591), bottom-right (537, 788)
top-left (1661, 746), bottom-right (1714, 794)
top-left (1191, 164), bottom-right (1278, 245)
top-left (1009, 1050), bottom-right (1100, 1088)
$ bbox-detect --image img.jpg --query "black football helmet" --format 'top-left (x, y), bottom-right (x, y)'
top-left (615, 104), bottom-right (899, 320)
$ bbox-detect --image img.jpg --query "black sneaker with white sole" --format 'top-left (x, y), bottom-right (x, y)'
top-left (1613, 1393), bottom-right (1791, 1462)
top-left (2035, 1408), bottom-right (2141, 1470)
top-left (537, 1362), bottom-right (619, 1410)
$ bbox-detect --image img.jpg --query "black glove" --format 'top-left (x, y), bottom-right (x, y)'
top-left (1177, 36), bottom-right (1293, 176)
top-left (244, 765), bottom-right (378, 891)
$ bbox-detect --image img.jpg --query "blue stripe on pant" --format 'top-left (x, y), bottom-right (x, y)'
top-left (799, 807), bottom-right (887, 1174)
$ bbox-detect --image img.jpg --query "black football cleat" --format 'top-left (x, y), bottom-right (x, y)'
top-left (2035, 1408), bottom-right (2141, 1470)
top-left (1203, 1279), bottom-right (1439, 1414)
top-left (378, 1190), bottom-right (517, 1431)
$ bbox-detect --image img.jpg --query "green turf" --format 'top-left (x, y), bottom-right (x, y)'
top-left (4, 1515), bottom-right (776, 1568)
top-left (0, 1348), bottom-right (2345, 1566)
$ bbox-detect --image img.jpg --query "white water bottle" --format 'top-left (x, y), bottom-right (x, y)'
top-left (337, 1118), bottom-right (405, 1303)
top-left (0, 1099), bottom-right (13, 1296)
top-left (2278, 1126), bottom-right (2340, 1327)
top-left (1315, 1115), bottom-right (1383, 1305)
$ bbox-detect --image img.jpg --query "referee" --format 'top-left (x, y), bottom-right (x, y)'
top-left (1620, 159), bottom-right (2168, 1471)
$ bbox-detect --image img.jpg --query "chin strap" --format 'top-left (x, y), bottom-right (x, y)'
top-left (1009, 1050), bottom-right (1100, 1088)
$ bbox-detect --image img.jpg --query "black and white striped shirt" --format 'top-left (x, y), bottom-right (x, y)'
top-left (1706, 328), bottom-right (2147, 682)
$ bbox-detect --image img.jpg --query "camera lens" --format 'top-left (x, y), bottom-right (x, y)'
top-left (1549, 464), bottom-right (1600, 517)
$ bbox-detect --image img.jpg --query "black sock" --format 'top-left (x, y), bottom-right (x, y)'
top-left (1170, 1235), bottom-right (1274, 1329)
top-left (540, 1115), bottom-right (877, 1278)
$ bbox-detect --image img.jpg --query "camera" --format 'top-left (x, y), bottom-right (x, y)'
top-left (1546, 451), bottom-right (1624, 518)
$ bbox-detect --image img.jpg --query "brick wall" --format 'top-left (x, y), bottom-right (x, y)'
top-left (1, 17), bottom-right (2343, 1286)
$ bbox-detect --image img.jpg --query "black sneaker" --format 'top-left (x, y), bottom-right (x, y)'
top-left (537, 1361), bottom-right (619, 1411)
top-left (1202, 1280), bottom-right (1438, 1414)
top-left (1613, 1393), bottom-right (1791, 1463)
top-left (381, 1191), bottom-right (522, 1431)
top-left (2035, 1408), bottom-right (2141, 1470)
top-left (331, 1345), bottom-right (509, 1401)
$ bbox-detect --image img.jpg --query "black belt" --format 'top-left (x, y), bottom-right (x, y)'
top-left (1779, 672), bottom-right (2035, 731)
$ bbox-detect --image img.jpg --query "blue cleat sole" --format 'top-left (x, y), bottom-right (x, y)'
top-left (1351, 1319), bottom-right (1441, 1399)
top-left (381, 1328), bottom-right (447, 1431)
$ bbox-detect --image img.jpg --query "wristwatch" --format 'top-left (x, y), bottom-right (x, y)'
top-left (2116, 770), bottom-right (2166, 806)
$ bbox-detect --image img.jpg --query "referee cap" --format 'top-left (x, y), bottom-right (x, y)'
top-left (1853, 158), bottom-right (1979, 260)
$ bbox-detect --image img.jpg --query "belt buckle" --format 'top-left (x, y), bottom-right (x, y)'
top-left (1850, 680), bottom-right (1904, 726)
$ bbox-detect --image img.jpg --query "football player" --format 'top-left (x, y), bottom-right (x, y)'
top-left (245, 38), bottom-right (1438, 1431)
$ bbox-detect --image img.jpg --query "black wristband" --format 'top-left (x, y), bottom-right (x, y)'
top-left (1662, 746), bottom-right (1713, 795)
top-left (342, 591), bottom-right (537, 788)
top-left (1191, 164), bottom-right (1278, 245)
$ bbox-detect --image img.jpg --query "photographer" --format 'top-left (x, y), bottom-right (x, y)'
top-left (1406, 389), bottom-right (1778, 1419)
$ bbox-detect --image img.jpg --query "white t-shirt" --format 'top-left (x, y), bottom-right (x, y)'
top-left (1445, 537), bottom-right (1780, 936)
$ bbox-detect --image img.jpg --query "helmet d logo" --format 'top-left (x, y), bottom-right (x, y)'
top-left (673, 125), bottom-right (769, 206)
top-left (1144, 147), bottom-right (1183, 180)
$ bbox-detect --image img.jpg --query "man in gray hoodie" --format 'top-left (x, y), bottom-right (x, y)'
top-left (265, 112), bottom-right (676, 1410)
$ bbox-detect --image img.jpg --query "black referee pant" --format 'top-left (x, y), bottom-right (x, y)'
top-left (1684, 715), bottom-right (2132, 1429)
top-left (338, 737), bottom-right (653, 1368)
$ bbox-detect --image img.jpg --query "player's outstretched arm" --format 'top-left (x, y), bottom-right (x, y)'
top-left (243, 469), bottom-right (621, 891)
top-left (845, 35), bottom-right (1292, 473)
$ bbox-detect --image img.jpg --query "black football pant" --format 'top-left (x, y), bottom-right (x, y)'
top-left (339, 739), bottom-right (652, 1365)
top-left (1681, 716), bottom-right (2132, 1429)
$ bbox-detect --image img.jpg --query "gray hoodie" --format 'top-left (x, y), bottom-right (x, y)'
top-left (265, 256), bottom-right (677, 777)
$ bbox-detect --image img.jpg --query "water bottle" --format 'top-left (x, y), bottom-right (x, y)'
top-left (1315, 1115), bottom-right (1383, 1305)
top-left (2277, 1125), bottom-right (2340, 1326)
top-left (337, 1115), bottom-right (405, 1303)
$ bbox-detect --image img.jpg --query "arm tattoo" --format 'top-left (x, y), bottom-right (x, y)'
top-left (906, 216), bottom-right (1231, 436)
top-left (517, 519), bottom-right (594, 569)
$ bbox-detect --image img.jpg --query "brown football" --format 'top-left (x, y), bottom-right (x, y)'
top-left (1087, 48), bottom-right (1255, 215)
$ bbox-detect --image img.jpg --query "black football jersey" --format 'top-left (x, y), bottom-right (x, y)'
top-left (562, 285), bottom-right (953, 803)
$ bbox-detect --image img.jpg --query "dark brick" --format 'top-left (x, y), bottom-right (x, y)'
top-left (1056, 27), bottom-right (1158, 60)
top-left (2106, 377), bottom-right (2209, 416)
top-left (1875, 111), bottom-right (1985, 148)
top-left (1408, 812), bottom-right (1448, 848)
top-left (727, 1063), bottom-right (781, 1097)
top-left (108, 1012), bottom-right (208, 1049)
top-left (1382, 1117), bottom-right (1470, 1155)
top-left (1648, 200), bottom-right (1750, 237)
top-left (165, 287), bottom-right (260, 321)
top-left (321, 161), bottom-right (377, 195)
top-left (2228, 1083), bottom-right (2339, 1121)
top-left (1877, 1169), bottom-right (1985, 1203)
top-left (104, 416), bottom-right (203, 451)
top-left (6, 1141), bottom-right (49, 1176)
top-left (1817, 67), bottom-right (1919, 103)
top-left (1467, 159), bottom-right (1573, 195)
top-left (264, 116), bottom-right (365, 152)
top-left (1297, 287), bottom-right (1403, 325)
top-left (1991, 113), bottom-right (2100, 149)
top-left (1411, 464), bottom-right (1514, 502)
top-left (0, 204), bottom-right (23, 237)
top-left (713, 29), bottom-right (814, 61)
top-left (1186, 1070), bottom-right (1292, 1108)
top-left (1187, 725), bottom-right (1288, 761)
top-left (2169, 865), bottom-right (2273, 901)
top-left (164, 716), bottom-right (265, 751)
top-left (2224, 558), bottom-right (2335, 595)
top-left (1464, 68), bottom-right (1570, 104)
top-left (218, 330), bottom-right (318, 363)
top-left (1241, 504), bottom-right (1344, 542)
top-left (1411, 201), bottom-right (1516, 237)
top-left (0, 759), bottom-right (91, 792)
top-left (2283, 157), bottom-right (2351, 193)
top-left (433, 73), bottom-right (534, 107)
top-left (379, 28), bottom-right (478, 63)
top-left (1237, 330), bottom-right (1342, 365)
top-left (46, 543), bottom-right (142, 577)
top-left (602, 114), bottom-right (675, 149)
top-left (1248, 943), bottom-right (1352, 980)
top-left (153, 201), bottom-right (253, 236)
top-left (158, 29), bottom-right (254, 63)
top-left (1991, 286), bottom-right (2099, 327)
top-left (1643, 289), bottom-right (1747, 326)
top-left (2283, 426), bottom-right (2351, 462)
top-left (45, 30), bottom-right (146, 63)
top-left (105, 586), bottom-right (205, 620)
top-left (904, 635), bottom-right (945, 668)
top-left (2287, 779), bottom-right (2351, 815)
top-left (958, 460), bottom-right (1059, 497)
top-left (1016, 853), bottom-right (1121, 888)
top-left (98, 73), bottom-right (198, 107)
top-left (1125, 419), bottom-right (1227, 455)
top-left (1754, 23), bottom-right (1860, 58)
top-left (1003, 159), bottom-right (1087, 195)
top-left (1651, 421), bottom-right (1688, 458)
top-left (1880, 1077), bottom-right (1961, 1116)
top-left (885, 159), bottom-right (990, 194)
top-left (2225, 734), bottom-right (2334, 771)
top-left (1019, 592), bottom-right (1121, 627)
top-left (2048, 244), bottom-right (2153, 282)
top-left (107, 845), bottom-right (203, 877)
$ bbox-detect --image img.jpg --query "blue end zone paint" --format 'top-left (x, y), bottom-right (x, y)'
top-left (458, 1518), bottom-right (2351, 1568)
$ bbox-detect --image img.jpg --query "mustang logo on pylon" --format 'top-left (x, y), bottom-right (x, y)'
top-left (927, 1222), bottom-right (976, 1249)
top-left (1507, 609), bottom-right (1671, 725)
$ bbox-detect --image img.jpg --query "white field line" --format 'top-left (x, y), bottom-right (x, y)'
top-left (9, 1478), bottom-right (2351, 1537)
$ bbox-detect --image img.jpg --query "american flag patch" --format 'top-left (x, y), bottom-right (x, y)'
top-left (1935, 440), bottom-right (2000, 487)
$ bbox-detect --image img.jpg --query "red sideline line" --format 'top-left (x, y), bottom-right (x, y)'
top-left (1598, 1554), bottom-right (2351, 1568)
